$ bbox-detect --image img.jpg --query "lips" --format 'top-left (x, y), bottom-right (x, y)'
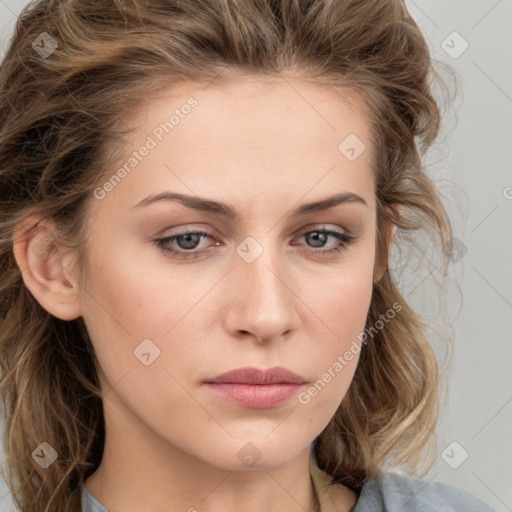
top-left (203, 366), bottom-right (307, 385)
top-left (202, 366), bottom-right (307, 409)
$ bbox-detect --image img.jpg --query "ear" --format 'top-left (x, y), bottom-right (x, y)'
top-left (12, 214), bottom-right (82, 321)
top-left (373, 204), bottom-right (401, 284)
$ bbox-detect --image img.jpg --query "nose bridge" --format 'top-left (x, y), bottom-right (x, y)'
top-left (239, 234), bottom-right (291, 306)
top-left (226, 233), bottom-right (298, 341)
top-left (242, 241), bottom-right (285, 297)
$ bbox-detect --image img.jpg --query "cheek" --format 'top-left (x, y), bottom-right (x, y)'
top-left (80, 230), bottom-right (199, 341)
top-left (78, 234), bottom-right (166, 383)
top-left (79, 232), bottom-right (225, 410)
top-left (311, 248), bottom-right (375, 344)
top-left (79, 245), bottom-right (202, 437)
top-left (304, 249), bottom-right (375, 398)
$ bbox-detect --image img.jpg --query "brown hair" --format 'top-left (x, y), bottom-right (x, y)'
top-left (0, 0), bottom-right (455, 510)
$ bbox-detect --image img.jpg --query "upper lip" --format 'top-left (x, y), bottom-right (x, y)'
top-left (203, 366), bottom-right (307, 385)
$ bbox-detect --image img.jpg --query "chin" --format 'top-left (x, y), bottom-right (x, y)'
top-left (195, 436), bottom-right (308, 472)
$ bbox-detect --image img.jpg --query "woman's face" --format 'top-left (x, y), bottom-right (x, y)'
top-left (77, 75), bottom-right (381, 471)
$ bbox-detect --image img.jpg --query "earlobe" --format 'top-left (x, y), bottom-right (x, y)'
top-left (12, 214), bottom-right (82, 321)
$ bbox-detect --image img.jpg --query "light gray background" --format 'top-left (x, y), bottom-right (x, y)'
top-left (0, 0), bottom-right (510, 510)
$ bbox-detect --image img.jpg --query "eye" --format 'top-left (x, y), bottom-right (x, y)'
top-left (153, 227), bottom-right (357, 260)
top-left (295, 229), bottom-right (356, 257)
top-left (153, 230), bottom-right (215, 259)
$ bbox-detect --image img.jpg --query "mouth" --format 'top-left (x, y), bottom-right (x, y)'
top-left (202, 366), bottom-right (307, 409)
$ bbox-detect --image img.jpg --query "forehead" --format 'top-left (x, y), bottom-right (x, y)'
top-left (94, 75), bottom-right (375, 217)
top-left (134, 74), bottom-right (371, 148)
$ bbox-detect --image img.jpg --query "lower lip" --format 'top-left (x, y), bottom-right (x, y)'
top-left (202, 382), bottom-right (304, 408)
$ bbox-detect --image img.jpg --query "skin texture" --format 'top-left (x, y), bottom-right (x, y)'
top-left (13, 75), bottom-right (395, 512)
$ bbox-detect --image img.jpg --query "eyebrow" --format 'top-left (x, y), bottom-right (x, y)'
top-left (131, 190), bottom-right (368, 218)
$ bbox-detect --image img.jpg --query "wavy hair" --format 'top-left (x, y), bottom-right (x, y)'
top-left (0, 0), bottom-right (455, 510)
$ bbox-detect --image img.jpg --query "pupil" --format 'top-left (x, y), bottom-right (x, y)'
top-left (307, 232), bottom-right (326, 248)
top-left (177, 233), bottom-right (201, 250)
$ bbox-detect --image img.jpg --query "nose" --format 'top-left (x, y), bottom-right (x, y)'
top-left (223, 240), bottom-right (300, 344)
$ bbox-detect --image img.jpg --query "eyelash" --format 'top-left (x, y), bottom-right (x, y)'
top-left (153, 228), bottom-right (356, 260)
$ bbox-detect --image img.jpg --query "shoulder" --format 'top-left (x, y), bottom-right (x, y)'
top-left (353, 471), bottom-right (498, 512)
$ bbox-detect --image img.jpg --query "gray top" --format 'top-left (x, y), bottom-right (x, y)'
top-left (81, 472), bottom-right (498, 511)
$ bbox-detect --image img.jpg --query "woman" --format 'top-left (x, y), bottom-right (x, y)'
top-left (0, 0), bottom-right (498, 511)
